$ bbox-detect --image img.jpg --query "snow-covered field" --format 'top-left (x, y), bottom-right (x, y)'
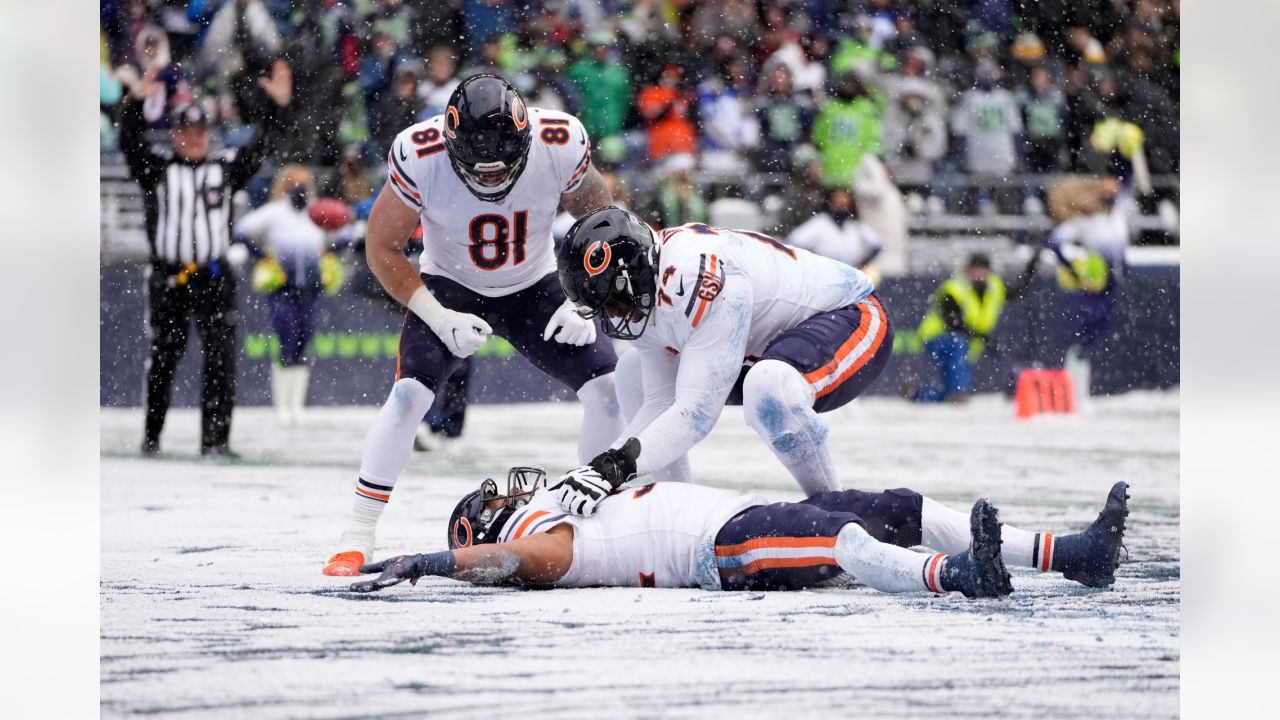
top-left (101, 391), bottom-right (1179, 719)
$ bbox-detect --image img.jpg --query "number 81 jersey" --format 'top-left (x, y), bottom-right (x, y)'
top-left (385, 108), bottom-right (593, 297)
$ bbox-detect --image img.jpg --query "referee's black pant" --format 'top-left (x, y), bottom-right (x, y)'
top-left (144, 260), bottom-right (238, 451)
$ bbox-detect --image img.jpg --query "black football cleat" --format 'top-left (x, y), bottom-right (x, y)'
top-left (1054, 481), bottom-right (1130, 588)
top-left (200, 444), bottom-right (241, 461)
top-left (140, 439), bottom-right (161, 457)
top-left (940, 498), bottom-right (1014, 598)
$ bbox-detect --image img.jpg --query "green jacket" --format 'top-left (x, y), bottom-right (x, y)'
top-left (812, 94), bottom-right (884, 187)
top-left (917, 275), bottom-right (1007, 361)
top-left (567, 58), bottom-right (632, 140)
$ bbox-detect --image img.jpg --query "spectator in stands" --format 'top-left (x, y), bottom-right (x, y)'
top-left (418, 46), bottom-right (461, 115)
top-left (462, 0), bottom-right (517, 60)
top-left (566, 32), bottom-right (632, 145)
top-left (696, 55), bottom-right (759, 173)
top-left (1019, 64), bottom-right (1067, 174)
top-left (326, 144), bottom-right (376, 207)
top-left (909, 251), bottom-right (1038, 403)
top-left (276, 8), bottom-right (349, 166)
top-left (881, 47), bottom-right (948, 189)
top-left (373, 58), bottom-right (428, 152)
top-left (114, 25), bottom-right (191, 133)
top-left (645, 153), bottom-right (709, 228)
top-left (195, 0), bottom-right (283, 120)
top-left (233, 165), bottom-right (343, 426)
top-left (766, 144), bottom-right (826, 236)
top-left (812, 71), bottom-right (885, 188)
top-left (784, 188), bottom-right (884, 272)
top-left (755, 64), bottom-right (814, 173)
top-left (691, 0), bottom-right (760, 53)
top-left (637, 63), bottom-right (698, 161)
top-left (761, 33), bottom-right (829, 98)
top-left (950, 60), bottom-right (1022, 213)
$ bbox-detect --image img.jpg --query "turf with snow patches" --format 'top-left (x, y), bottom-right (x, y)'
top-left (101, 391), bottom-right (1179, 718)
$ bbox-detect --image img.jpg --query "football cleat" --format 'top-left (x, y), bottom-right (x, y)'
top-left (940, 498), bottom-right (1014, 598)
top-left (1054, 481), bottom-right (1130, 588)
top-left (323, 551), bottom-right (368, 577)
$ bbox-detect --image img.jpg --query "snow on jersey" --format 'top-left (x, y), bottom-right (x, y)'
top-left (642, 223), bottom-right (874, 360)
top-left (385, 108), bottom-right (592, 297)
top-left (497, 483), bottom-right (764, 590)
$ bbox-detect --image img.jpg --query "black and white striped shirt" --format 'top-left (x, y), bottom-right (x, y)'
top-left (118, 98), bottom-right (275, 266)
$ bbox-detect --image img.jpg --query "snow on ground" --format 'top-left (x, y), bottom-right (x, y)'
top-left (101, 391), bottom-right (1179, 719)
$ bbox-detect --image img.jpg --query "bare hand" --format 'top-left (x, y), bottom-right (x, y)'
top-left (258, 59), bottom-right (293, 108)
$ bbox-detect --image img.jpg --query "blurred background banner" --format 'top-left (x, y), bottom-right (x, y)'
top-left (100, 261), bottom-right (1177, 407)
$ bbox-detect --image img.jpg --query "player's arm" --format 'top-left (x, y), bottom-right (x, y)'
top-left (551, 277), bottom-right (753, 515)
top-left (559, 162), bottom-right (613, 218)
top-left (369, 166), bottom-right (492, 357)
top-left (629, 284), bottom-right (753, 474)
top-left (116, 82), bottom-right (166, 190)
top-left (350, 525), bottom-right (574, 592)
top-left (617, 345), bottom-right (680, 440)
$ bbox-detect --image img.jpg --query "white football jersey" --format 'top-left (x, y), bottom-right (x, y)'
top-left (385, 108), bottom-right (593, 297)
top-left (497, 483), bottom-right (764, 590)
top-left (641, 223), bottom-right (875, 359)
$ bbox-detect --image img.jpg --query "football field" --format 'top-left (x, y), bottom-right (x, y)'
top-left (100, 391), bottom-right (1179, 718)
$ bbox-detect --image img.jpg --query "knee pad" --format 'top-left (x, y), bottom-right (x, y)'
top-left (388, 377), bottom-right (434, 419)
top-left (743, 360), bottom-right (824, 452)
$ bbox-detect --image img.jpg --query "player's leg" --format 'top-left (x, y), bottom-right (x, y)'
top-left (714, 499), bottom-right (1011, 597)
top-left (499, 274), bottom-right (624, 463)
top-left (192, 266), bottom-right (238, 453)
top-left (324, 278), bottom-right (472, 576)
top-left (285, 292), bottom-right (317, 423)
top-left (142, 265), bottom-right (192, 454)
top-left (614, 348), bottom-right (691, 482)
top-left (267, 291), bottom-right (301, 424)
top-left (744, 294), bottom-right (894, 496)
top-left (914, 481), bottom-right (1131, 588)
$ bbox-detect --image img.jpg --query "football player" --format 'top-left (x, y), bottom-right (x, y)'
top-left (349, 469), bottom-right (1129, 595)
top-left (547, 207), bottom-right (893, 518)
top-left (324, 75), bottom-right (622, 576)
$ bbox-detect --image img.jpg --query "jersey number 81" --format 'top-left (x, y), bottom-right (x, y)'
top-left (468, 211), bottom-right (529, 270)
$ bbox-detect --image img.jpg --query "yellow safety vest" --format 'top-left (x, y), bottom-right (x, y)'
top-left (917, 275), bottom-right (1006, 361)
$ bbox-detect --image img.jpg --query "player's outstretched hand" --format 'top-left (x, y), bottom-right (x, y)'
top-left (543, 301), bottom-right (597, 346)
top-left (549, 467), bottom-right (612, 517)
top-left (430, 309), bottom-right (493, 358)
top-left (350, 554), bottom-right (426, 593)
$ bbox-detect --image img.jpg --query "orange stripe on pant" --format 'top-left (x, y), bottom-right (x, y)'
top-left (803, 296), bottom-right (888, 399)
top-left (1040, 532), bottom-right (1054, 573)
top-left (714, 535), bottom-right (839, 557)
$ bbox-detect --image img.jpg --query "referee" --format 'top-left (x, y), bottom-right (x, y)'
top-left (118, 63), bottom-right (293, 458)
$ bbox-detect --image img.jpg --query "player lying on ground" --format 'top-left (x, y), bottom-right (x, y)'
top-left (547, 207), bottom-right (894, 518)
top-left (349, 468), bottom-right (1129, 596)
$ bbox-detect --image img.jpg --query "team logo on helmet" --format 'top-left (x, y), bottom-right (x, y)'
top-left (584, 241), bottom-right (612, 276)
top-left (445, 105), bottom-right (460, 138)
top-left (452, 516), bottom-right (473, 548)
top-left (511, 97), bottom-right (528, 130)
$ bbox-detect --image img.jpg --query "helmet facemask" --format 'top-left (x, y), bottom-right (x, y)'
top-left (447, 467), bottom-right (547, 549)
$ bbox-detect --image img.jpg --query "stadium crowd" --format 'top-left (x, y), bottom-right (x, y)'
top-left (101, 0), bottom-right (1179, 226)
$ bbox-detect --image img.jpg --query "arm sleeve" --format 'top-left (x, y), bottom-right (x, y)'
top-left (614, 344), bottom-right (680, 444)
top-left (633, 277), bottom-right (753, 475)
top-left (232, 201), bottom-right (273, 243)
top-left (116, 97), bottom-right (164, 190)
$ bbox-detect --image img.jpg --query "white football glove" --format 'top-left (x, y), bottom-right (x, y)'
top-left (408, 287), bottom-right (492, 358)
top-left (549, 466), bottom-right (613, 517)
top-left (543, 301), bottom-right (597, 346)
